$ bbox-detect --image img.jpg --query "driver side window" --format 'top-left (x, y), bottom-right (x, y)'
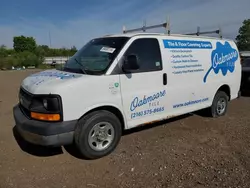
top-left (124, 38), bottom-right (163, 73)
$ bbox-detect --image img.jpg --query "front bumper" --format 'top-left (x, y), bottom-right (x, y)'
top-left (13, 104), bottom-right (77, 147)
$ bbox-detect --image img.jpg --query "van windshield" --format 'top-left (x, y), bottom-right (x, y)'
top-left (62, 37), bottom-right (129, 75)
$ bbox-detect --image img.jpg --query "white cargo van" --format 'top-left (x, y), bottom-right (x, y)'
top-left (13, 31), bottom-right (241, 159)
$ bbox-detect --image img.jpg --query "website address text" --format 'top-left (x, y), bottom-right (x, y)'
top-left (173, 98), bottom-right (209, 109)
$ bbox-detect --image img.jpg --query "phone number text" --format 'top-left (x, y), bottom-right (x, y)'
top-left (131, 107), bottom-right (165, 119)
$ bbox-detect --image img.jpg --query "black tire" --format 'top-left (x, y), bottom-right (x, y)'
top-left (210, 91), bottom-right (229, 118)
top-left (74, 110), bottom-right (122, 159)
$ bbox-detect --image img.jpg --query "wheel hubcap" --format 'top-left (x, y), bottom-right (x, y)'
top-left (217, 98), bottom-right (226, 115)
top-left (88, 122), bottom-right (115, 151)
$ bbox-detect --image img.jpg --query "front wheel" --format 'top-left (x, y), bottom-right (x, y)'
top-left (210, 91), bottom-right (229, 118)
top-left (74, 110), bottom-right (122, 159)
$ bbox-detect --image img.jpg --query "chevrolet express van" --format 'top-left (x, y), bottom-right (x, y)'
top-left (13, 33), bottom-right (241, 159)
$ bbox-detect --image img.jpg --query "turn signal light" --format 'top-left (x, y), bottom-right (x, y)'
top-left (31, 112), bottom-right (60, 121)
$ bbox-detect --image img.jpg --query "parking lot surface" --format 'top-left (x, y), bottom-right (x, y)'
top-left (0, 70), bottom-right (250, 188)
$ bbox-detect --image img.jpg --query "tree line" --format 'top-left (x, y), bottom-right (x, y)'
top-left (0, 19), bottom-right (250, 70)
top-left (0, 36), bottom-right (77, 69)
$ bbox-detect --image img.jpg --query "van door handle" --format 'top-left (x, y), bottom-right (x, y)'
top-left (163, 73), bottom-right (167, 85)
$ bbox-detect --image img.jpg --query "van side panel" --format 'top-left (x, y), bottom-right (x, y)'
top-left (106, 35), bottom-right (241, 129)
top-left (159, 36), bottom-right (241, 116)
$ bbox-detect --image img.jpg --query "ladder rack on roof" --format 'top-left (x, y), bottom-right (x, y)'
top-left (123, 17), bottom-right (171, 35)
top-left (185, 26), bottom-right (223, 39)
top-left (123, 22), bottom-right (169, 34)
top-left (122, 18), bottom-right (223, 39)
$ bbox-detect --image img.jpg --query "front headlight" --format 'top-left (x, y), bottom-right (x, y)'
top-left (42, 97), bottom-right (60, 111)
top-left (29, 95), bottom-right (63, 122)
top-left (43, 99), bottom-right (48, 109)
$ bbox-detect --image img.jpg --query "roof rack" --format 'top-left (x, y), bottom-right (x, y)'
top-left (122, 18), bottom-right (223, 39)
top-left (123, 17), bottom-right (171, 35)
top-left (185, 26), bottom-right (222, 39)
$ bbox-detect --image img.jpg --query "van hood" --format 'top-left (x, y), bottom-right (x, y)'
top-left (21, 69), bottom-right (86, 94)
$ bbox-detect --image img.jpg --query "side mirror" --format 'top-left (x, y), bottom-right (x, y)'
top-left (122, 54), bottom-right (140, 73)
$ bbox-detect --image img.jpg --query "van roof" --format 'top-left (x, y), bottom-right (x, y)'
top-left (102, 32), bottom-right (234, 41)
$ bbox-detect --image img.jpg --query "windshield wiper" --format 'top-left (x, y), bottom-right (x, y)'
top-left (74, 58), bottom-right (88, 74)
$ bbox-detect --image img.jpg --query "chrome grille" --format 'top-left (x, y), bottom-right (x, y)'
top-left (19, 87), bottom-right (32, 118)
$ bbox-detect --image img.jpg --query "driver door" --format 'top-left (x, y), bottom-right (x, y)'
top-left (119, 37), bottom-right (167, 129)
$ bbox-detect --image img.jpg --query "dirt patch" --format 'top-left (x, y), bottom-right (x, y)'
top-left (0, 70), bottom-right (250, 188)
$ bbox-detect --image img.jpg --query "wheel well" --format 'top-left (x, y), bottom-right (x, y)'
top-left (83, 106), bottom-right (125, 130)
top-left (218, 85), bottom-right (231, 100)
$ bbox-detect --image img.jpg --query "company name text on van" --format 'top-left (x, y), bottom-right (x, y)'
top-left (212, 51), bottom-right (238, 69)
top-left (130, 90), bottom-right (166, 112)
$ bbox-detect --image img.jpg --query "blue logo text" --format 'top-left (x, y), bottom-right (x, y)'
top-left (130, 90), bottom-right (166, 111)
top-left (203, 41), bottom-right (238, 83)
top-left (30, 71), bottom-right (79, 80)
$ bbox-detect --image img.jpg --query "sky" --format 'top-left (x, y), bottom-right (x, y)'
top-left (0, 0), bottom-right (249, 49)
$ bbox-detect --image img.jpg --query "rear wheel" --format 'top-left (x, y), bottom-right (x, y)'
top-left (74, 110), bottom-right (122, 159)
top-left (210, 91), bottom-right (229, 118)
